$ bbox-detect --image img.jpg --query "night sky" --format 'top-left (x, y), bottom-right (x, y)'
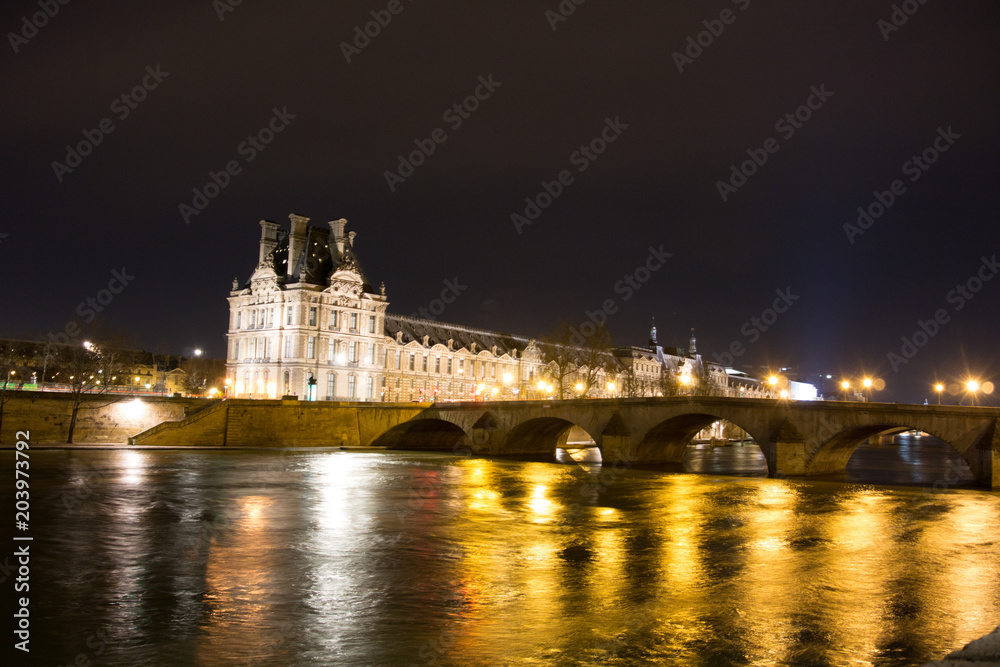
top-left (2, 1), bottom-right (997, 405)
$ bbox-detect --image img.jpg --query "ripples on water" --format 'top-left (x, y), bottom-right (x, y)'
top-left (8, 436), bottom-right (999, 666)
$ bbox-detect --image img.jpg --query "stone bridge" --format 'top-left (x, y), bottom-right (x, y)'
top-left (369, 397), bottom-right (1000, 488)
top-left (129, 396), bottom-right (1000, 488)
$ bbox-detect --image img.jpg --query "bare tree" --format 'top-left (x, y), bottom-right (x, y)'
top-left (541, 321), bottom-right (614, 399)
top-left (61, 341), bottom-right (126, 443)
top-left (37, 340), bottom-right (59, 391)
top-left (0, 342), bottom-right (31, 443)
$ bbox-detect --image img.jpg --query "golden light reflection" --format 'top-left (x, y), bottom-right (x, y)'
top-left (118, 449), bottom-right (145, 486)
top-left (813, 489), bottom-right (894, 661)
top-left (526, 484), bottom-right (553, 516)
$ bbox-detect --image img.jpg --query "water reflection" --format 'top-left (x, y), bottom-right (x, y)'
top-left (16, 448), bottom-right (1000, 666)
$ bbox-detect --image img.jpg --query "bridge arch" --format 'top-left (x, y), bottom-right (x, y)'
top-left (806, 421), bottom-right (964, 475)
top-left (636, 412), bottom-right (770, 464)
top-left (501, 417), bottom-right (598, 460)
top-left (370, 418), bottom-right (471, 452)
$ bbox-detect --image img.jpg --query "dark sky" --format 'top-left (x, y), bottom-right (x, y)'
top-left (1, 1), bottom-right (997, 405)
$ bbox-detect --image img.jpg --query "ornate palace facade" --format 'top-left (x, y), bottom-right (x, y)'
top-left (226, 215), bottom-right (767, 401)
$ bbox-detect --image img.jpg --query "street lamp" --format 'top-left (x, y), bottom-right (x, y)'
top-left (934, 383), bottom-right (944, 405)
top-left (841, 380), bottom-right (851, 401)
top-left (862, 377), bottom-right (873, 402)
top-left (966, 379), bottom-right (980, 406)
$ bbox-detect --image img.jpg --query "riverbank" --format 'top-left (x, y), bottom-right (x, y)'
top-left (923, 626), bottom-right (1000, 666)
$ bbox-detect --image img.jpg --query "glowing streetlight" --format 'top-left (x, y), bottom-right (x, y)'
top-left (194, 348), bottom-right (203, 357)
top-left (574, 382), bottom-right (584, 393)
top-left (503, 372), bottom-right (513, 384)
top-left (768, 375), bottom-right (778, 386)
top-left (779, 389), bottom-right (789, 399)
top-left (965, 379), bottom-right (981, 406)
top-left (841, 380), bottom-right (851, 401)
top-left (606, 381), bottom-right (616, 396)
top-left (934, 383), bottom-right (944, 405)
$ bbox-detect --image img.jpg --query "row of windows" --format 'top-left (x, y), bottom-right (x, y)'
top-left (386, 351), bottom-right (508, 378)
top-left (241, 369), bottom-right (375, 399)
top-left (234, 305), bottom-right (378, 333)
top-left (233, 336), bottom-right (378, 365)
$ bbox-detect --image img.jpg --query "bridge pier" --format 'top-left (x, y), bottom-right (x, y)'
top-left (966, 418), bottom-right (999, 489)
top-left (763, 420), bottom-right (809, 478)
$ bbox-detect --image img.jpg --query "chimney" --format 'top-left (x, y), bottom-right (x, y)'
top-left (328, 218), bottom-right (348, 256)
top-left (287, 214), bottom-right (309, 279)
top-left (259, 220), bottom-right (279, 265)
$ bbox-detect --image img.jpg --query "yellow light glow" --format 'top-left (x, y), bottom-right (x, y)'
top-left (935, 383), bottom-right (944, 392)
top-left (607, 382), bottom-right (616, 391)
top-left (503, 372), bottom-right (513, 384)
top-left (491, 387), bottom-right (499, 395)
top-left (537, 380), bottom-right (546, 390)
top-left (780, 389), bottom-right (789, 399)
top-left (863, 377), bottom-right (873, 388)
top-left (841, 380), bottom-right (850, 390)
top-left (768, 375), bottom-right (778, 385)
top-left (966, 380), bottom-right (980, 392)
top-left (575, 382), bottom-right (584, 392)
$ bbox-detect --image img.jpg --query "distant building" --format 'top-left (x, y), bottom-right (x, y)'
top-left (225, 215), bottom-right (774, 401)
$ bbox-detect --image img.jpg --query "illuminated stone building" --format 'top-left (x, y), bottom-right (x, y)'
top-left (226, 215), bottom-right (746, 401)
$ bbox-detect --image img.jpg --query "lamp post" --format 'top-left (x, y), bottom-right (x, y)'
top-left (862, 377), bottom-right (873, 402)
top-left (966, 379), bottom-right (980, 406)
top-left (841, 380), bottom-right (850, 401)
top-left (934, 383), bottom-right (944, 405)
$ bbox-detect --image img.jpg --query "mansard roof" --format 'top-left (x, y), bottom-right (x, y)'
top-left (244, 221), bottom-right (375, 293)
top-left (385, 314), bottom-right (530, 355)
top-left (385, 315), bottom-right (620, 368)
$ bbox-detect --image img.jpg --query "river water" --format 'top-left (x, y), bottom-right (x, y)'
top-left (6, 437), bottom-right (1000, 666)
